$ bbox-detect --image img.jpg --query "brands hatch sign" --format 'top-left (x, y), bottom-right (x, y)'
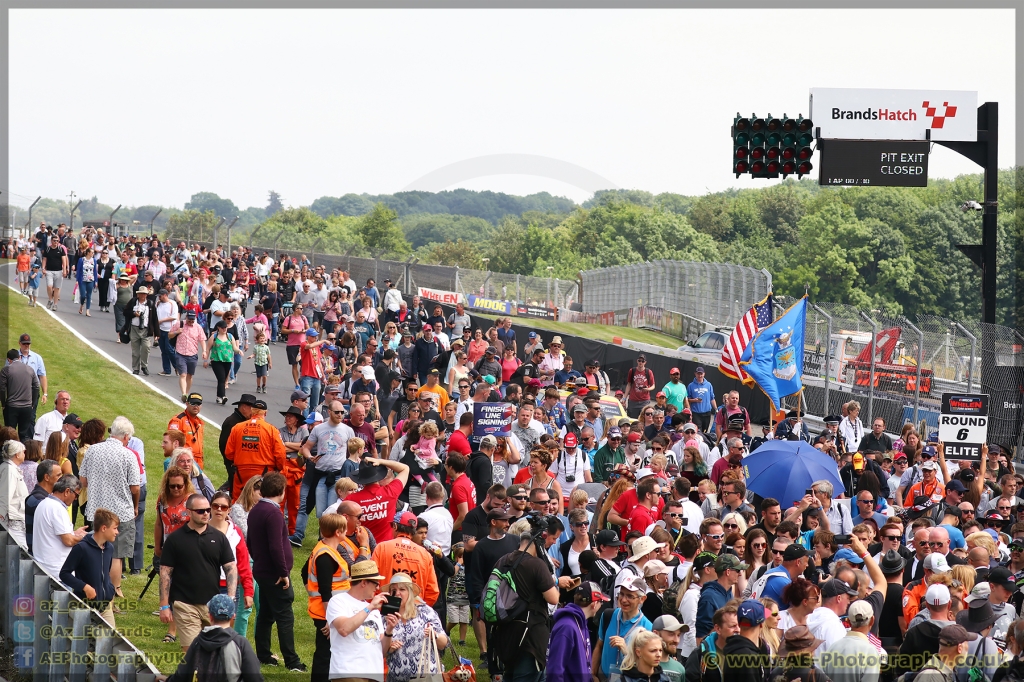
top-left (810, 88), bottom-right (977, 141)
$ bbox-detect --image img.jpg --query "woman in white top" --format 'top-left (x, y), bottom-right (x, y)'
top-left (838, 401), bottom-right (864, 453)
top-left (679, 552), bottom-right (717, 658)
top-left (0, 440), bottom-right (29, 547)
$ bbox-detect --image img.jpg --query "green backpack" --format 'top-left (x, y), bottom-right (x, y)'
top-left (482, 551), bottom-right (529, 624)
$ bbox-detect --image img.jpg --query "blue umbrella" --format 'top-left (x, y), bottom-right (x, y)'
top-left (741, 440), bottom-right (844, 508)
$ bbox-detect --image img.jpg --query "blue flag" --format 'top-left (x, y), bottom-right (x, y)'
top-left (739, 297), bottom-right (807, 411)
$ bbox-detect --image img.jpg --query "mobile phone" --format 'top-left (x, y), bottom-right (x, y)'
top-left (567, 577), bottom-right (581, 591)
top-left (381, 594), bottom-right (402, 616)
top-left (805, 489), bottom-right (813, 497)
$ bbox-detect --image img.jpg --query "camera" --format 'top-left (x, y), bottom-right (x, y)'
top-left (834, 534), bottom-right (851, 545)
top-left (381, 594), bottom-right (402, 616)
top-left (565, 475), bottom-right (575, 483)
top-left (525, 513), bottom-right (551, 541)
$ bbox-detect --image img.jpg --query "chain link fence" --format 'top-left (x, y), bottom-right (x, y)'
top-left (580, 260), bottom-right (771, 329)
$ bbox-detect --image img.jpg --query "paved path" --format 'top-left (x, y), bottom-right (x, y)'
top-left (3, 263), bottom-right (299, 431)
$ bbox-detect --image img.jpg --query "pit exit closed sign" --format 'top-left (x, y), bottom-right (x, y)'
top-left (818, 139), bottom-right (929, 187)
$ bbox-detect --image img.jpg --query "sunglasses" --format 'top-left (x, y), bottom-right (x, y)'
top-left (652, 447), bottom-right (664, 452)
top-left (705, 534), bottom-right (724, 540)
top-left (511, 496), bottom-right (529, 501)
top-left (212, 503), bottom-right (230, 511)
top-left (883, 535), bottom-right (901, 540)
top-left (771, 548), bottom-right (785, 555)
top-left (574, 522), bottom-right (590, 528)
top-left (858, 498), bottom-right (875, 504)
top-left (331, 410), bottom-right (345, 414)
top-left (190, 508), bottom-right (211, 515)
top-left (928, 541), bottom-right (947, 547)
top-left (168, 484), bottom-right (185, 490)
top-left (666, 513), bottom-right (683, 519)
top-left (752, 543), bottom-right (767, 550)
top-left (724, 523), bottom-right (740, 530)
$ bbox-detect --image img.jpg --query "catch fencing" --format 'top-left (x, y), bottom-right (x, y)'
top-left (195, 240), bottom-right (580, 312)
top-left (579, 260), bottom-right (772, 330)
top-left (0, 522), bottom-right (160, 681)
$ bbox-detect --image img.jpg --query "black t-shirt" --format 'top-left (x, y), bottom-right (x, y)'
top-left (509, 362), bottom-right (540, 387)
top-left (278, 279), bottom-right (296, 303)
top-left (43, 245), bottom-right (66, 270)
top-left (160, 524), bottom-right (235, 605)
top-left (466, 533), bottom-right (520, 603)
top-left (494, 550), bottom-right (556, 666)
top-left (880, 581), bottom-right (904, 645)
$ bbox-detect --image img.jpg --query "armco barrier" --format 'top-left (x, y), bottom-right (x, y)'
top-left (0, 523), bottom-right (159, 681)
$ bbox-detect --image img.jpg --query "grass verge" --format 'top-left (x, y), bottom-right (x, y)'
top-left (2, 287), bottom-right (485, 680)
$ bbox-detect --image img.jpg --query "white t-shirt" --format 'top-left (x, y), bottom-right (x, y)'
top-left (156, 300), bottom-right (178, 332)
top-left (418, 504), bottom-right (454, 555)
top-left (680, 499), bottom-right (705, 536)
top-left (324, 592), bottom-right (385, 682)
top-left (307, 421), bottom-right (356, 472)
top-left (35, 496), bottom-right (73, 578)
top-left (807, 606), bottom-right (848, 657)
top-left (550, 448), bottom-right (591, 494)
top-left (34, 410), bottom-right (67, 452)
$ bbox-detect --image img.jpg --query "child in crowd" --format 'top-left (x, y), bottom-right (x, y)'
top-left (247, 332), bottom-right (272, 394)
top-left (340, 437), bottom-right (365, 480)
top-left (412, 421), bottom-right (440, 483)
top-left (16, 248), bottom-right (31, 295)
top-left (59, 508), bottom-right (119, 627)
top-left (27, 264), bottom-right (41, 306)
top-left (446, 542), bottom-right (470, 647)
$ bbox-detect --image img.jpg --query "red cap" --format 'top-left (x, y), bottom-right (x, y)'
top-left (656, 392), bottom-right (667, 398)
top-left (563, 432), bottom-right (579, 449)
top-left (396, 511), bottom-right (418, 527)
top-left (576, 388), bottom-right (589, 396)
top-left (627, 432), bottom-right (642, 443)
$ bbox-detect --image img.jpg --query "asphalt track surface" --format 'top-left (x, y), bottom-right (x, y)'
top-left (3, 262), bottom-right (301, 430)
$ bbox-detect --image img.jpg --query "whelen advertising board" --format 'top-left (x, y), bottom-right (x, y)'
top-left (818, 140), bottom-right (929, 187)
top-left (810, 88), bottom-right (977, 141)
top-left (938, 393), bottom-right (989, 461)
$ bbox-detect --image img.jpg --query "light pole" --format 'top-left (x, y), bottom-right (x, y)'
top-left (68, 191), bottom-right (77, 229)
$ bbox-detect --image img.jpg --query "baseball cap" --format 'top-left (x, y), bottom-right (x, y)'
top-left (923, 553), bottom-right (951, 574)
top-left (528, 331), bottom-right (537, 339)
top-left (572, 403), bottom-right (587, 414)
top-left (627, 432), bottom-right (642, 443)
top-left (737, 600), bottom-right (766, 627)
top-left (656, 392), bottom-right (667, 399)
top-left (595, 529), bottom-right (626, 548)
top-left (291, 389), bottom-right (310, 402)
top-left (306, 328), bottom-right (319, 337)
top-left (715, 554), bottom-right (748, 573)
top-left (965, 582), bottom-right (992, 606)
top-left (324, 384), bottom-right (342, 394)
top-left (485, 346), bottom-right (498, 355)
top-left (186, 393), bottom-right (204, 405)
top-left (63, 413), bottom-right (83, 428)
top-left (607, 427), bottom-right (622, 439)
top-left (577, 581), bottom-right (611, 605)
top-left (207, 593), bottom-right (236, 621)
top-left (926, 584), bottom-right (952, 606)
top-left (693, 552), bottom-right (718, 573)
top-left (615, 573), bottom-right (647, 594)
top-left (669, 367), bottom-right (680, 375)
top-left (820, 579), bottom-right (858, 598)
top-left (987, 567), bottom-right (1016, 592)
top-left (938, 624), bottom-right (979, 646)
top-left (643, 560), bottom-right (672, 578)
top-left (253, 399), bottom-right (268, 410)
top-left (614, 389), bottom-right (624, 397)
top-left (480, 435), bottom-right (498, 448)
top-left (922, 445), bottom-right (938, 458)
top-left (185, 310), bottom-right (197, 319)
top-left (921, 460), bottom-right (939, 471)
top-left (682, 423), bottom-right (699, 433)
top-left (486, 508), bottom-right (514, 522)
top-left (395, 510), bottom-right (418, 527)
top-left (847, 600), bottom-right (874, 627)
top-left (652, 615), bottom-right (687, 632)
top-left (636, 468), bottom-right (655, 480)
top-left (833, 548), bottom-right (865, 566)
top-left (946, 479), bottom-right (967, 493)
top-left (305, 412), bottom-right (324, 425)
top-left (695, 366), bottom-right (705, 373)
top-left (18, 333), bottom-right (31, 344)
top-left (783, 545), bottom-right (808, 562)
top-left (563, 432), bottom-right (579, 449)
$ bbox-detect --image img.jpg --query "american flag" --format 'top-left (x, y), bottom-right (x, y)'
top-left (719, 294), bottom-right (773, 382)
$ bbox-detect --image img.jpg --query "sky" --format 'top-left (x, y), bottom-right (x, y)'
top-left (8, 8), bottom-right (1017, 210)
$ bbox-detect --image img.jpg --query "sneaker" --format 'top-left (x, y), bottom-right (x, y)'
top-left (141, 368), bottom-right (150, 376)
top-left (288, 663), bottom-right (307, 673)
top-left (133, 370), bottom-right (140, 375)
top-left (289, 537), bottom-right (302, 547)
top-left (259, 656), bottom-right (280, 666)
top-left (158, 372), bottom-right (171, 377)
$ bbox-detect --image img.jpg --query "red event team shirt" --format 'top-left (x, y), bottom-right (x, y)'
top-left (627, 504), bottom-right (660, 536)
top-left (449, 475), bottom-right (477, 522)
top-left (347, 478), bottom-right (404, 543)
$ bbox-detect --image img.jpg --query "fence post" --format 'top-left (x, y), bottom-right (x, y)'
top-left (516, 274), bottom-right (521, 303)
top-left (761, 268), bottom-right (773, 297)
top-left (310, 238), bottom-right (323, 268)
top-left (272, 228), bottom-right (286, 259)
top-left (454, 267), bottom-right (461, 299)
top-left (248, 224), bottom-right (264, 250)
top-left (904, 319), bottom-right (925, 425)
top-left (859, 311), bottom-right (878, 424)
top-left (811, 303), bottom-right (833, 416)
top-left (224, 216), bottom-right (239, 253)
top-left (954, 322), bottom-right (977, 392)
top-left (211, 217), bottom-right (226, 252)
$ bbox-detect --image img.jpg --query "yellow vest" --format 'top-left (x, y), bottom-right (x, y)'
top-left (305, 541), bottom-right (349, 620)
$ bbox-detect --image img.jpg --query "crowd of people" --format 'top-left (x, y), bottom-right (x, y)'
top-left (3, 226), bottom-right (1024, 682)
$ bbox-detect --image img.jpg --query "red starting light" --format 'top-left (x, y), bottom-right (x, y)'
top-left (750, 160), bottom-right (765, 174)
top-left (798, 161), bottom-right (813, 175)
top-left (782, 161), bottom-right (797, 175)
top-left (766, 147), bottom-right (780, 160)
top-left (766, 160), bottom-right (780, 174)
top-left (736, 146), bottom-right (749, 159)
top-left (734, 160), bottom-right (748, 174)
top-left (750, 147), bottom-right (766, 160)
top-left (782, 147), bottom-right (796, 160)
top-left (797, 146), bottom-right (813, 161)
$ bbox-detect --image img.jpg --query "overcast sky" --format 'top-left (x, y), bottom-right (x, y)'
top-left (9, 8), bottom-right (1016, 210)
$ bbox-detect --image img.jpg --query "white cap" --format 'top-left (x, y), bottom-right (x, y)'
top-left (643, 560), bottom-right (672, 578)
top-left (636, 468), bottom-right (655, 480)
top-left (847, 600), bottom-right (874, 626)
top-left (615, 573), bottom-right (647, 594)
top-left (925, 584), bottom-right (951, 606)
top-left (966, 582), bottom-right (991, 605)
top-left (922, 461), bottom-right (940, 471)
top-left (923, 553), bottom-right (951, 574)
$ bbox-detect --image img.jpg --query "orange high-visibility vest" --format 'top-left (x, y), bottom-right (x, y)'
top-left (305, 541), bottom-right (350, 620)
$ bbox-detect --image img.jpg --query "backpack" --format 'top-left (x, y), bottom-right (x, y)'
top-left (191, 634), bottom-right (243, 682)
top-left (746, 567), bottom-right (784, 600)
top-left (661, 579), bottom-right (685, 620)
top-left (482, 551), bottom-right (530, 624)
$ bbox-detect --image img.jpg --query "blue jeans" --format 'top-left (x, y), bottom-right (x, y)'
top-left (299, 376), bottom-right (322, 415)
top-left (270, 313), bottom-right (280, 342)
top-left (231, 351), bottom-right (243, 381)
top-left (158, 330), bottom-right (176, 374)
top-left (79, 280), bottom-right (94, 309)
top-left (291, 467), bottom-right (338, 542)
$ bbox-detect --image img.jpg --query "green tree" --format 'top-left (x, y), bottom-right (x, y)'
top-left (401, 214), bottom-right (494, 249)
top-left (358, 203), bottom-right (410, 257)
top-left (420, 239), bottom-right (484, 268)
top-left (687, 194), bottom-right (734, 241)
top-left (266, 190), bottom-right (284, 217)
top-left (164, 209), bottom-right (221, 244)
top-left (184, 192), bottom-right (239, 218)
